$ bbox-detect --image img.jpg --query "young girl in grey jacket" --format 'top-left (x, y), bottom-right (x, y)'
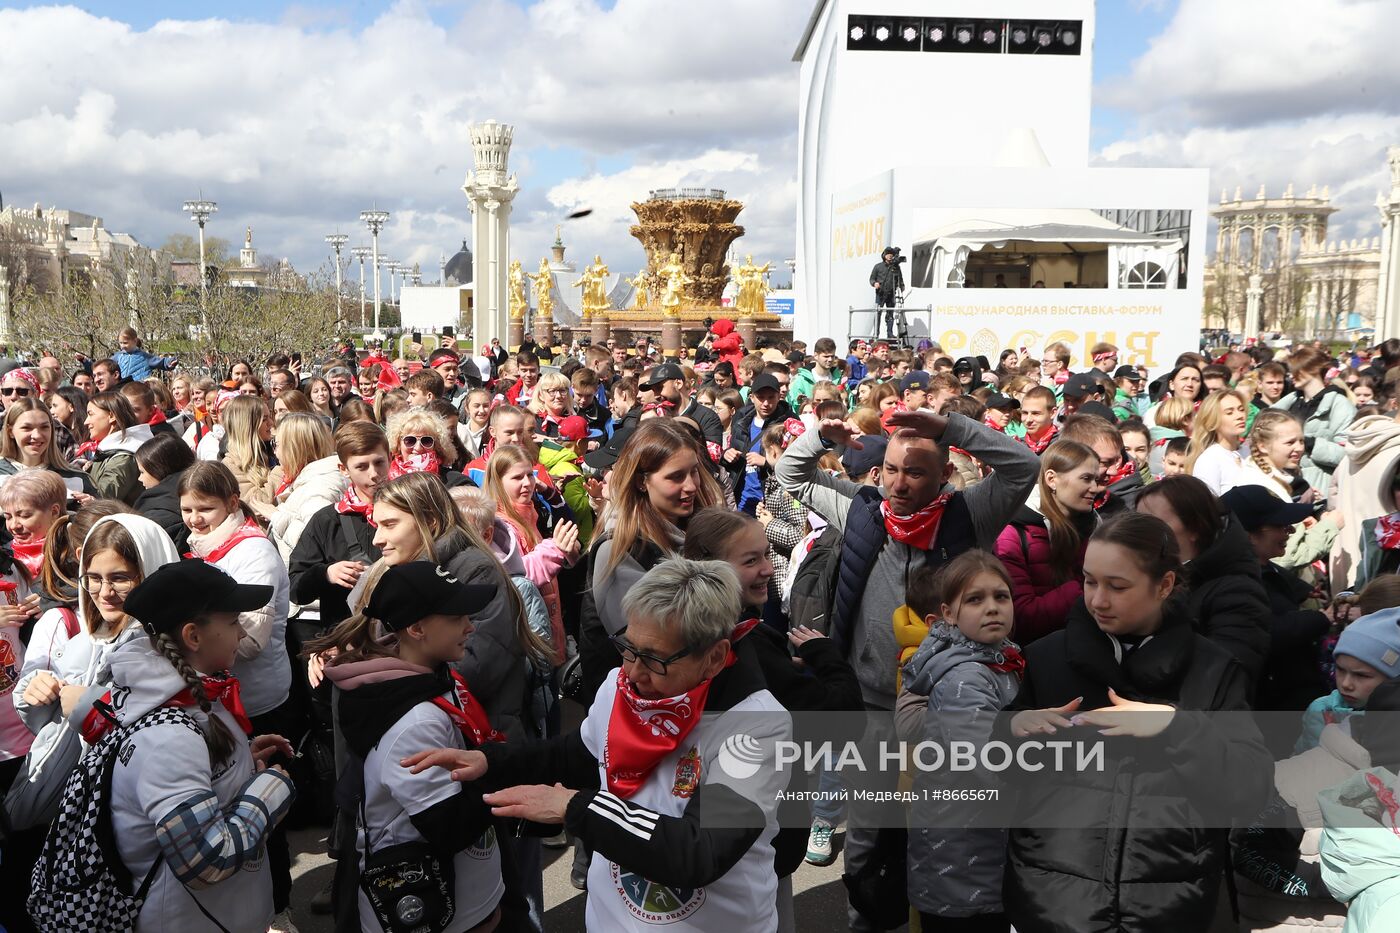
top-left (897, 551), bottom-right (1024, 933)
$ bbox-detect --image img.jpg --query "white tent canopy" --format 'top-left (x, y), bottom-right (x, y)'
top-left (912, 207), bottom-right (1183, 289)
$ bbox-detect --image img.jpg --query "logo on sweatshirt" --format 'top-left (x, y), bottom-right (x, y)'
top-left (613, 864), bottom-right (704, 923)
top-left (672, 746), bottom-right (701, 798)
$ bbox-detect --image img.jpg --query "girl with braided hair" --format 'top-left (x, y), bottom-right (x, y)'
top-left (81, 552), bottom-right (297, 931)
top-left (1238, 408), bottom-right (1341, 571)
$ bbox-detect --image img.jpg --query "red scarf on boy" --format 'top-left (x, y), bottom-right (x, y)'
top-left (335, 485), bottom-right (376, 526)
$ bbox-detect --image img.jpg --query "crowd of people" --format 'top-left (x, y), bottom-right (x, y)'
top-left (0, 322), bottom-right (1398, 932)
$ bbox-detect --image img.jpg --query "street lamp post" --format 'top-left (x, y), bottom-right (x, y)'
top-left (360, 209), bottom-right (390, 342)
top-left (350, 246), bottom-right (371, 328)
top-left (182, 197), bottom-right (218, 335)
top-left (325, 233), bottom-right (349, 328)
top-left (386, 260), bottom-right (402, 306)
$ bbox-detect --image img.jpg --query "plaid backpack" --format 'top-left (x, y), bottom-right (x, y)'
top-left (28, 706), bottom-right (202, 931)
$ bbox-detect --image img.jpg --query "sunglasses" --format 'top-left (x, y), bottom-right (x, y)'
top-left (1, 387), bottom-right (30, 397)
top-left (402, 435), bottom-right (436, 449)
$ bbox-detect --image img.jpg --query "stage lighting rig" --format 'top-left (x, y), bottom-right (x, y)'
top-left (1006, 19), bottom-right (1083, 55)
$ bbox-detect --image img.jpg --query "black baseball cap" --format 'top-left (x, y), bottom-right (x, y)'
top-left (841, 434), bottom-right (888, 478)
top-left (584, 424), bottom-right (637, 471)
top-left (1113, 365), bottom-right (1143, 381)
top-left (125, 560), bottom-right (273, 638)
top-left (642, 362), bottom-right (685, 387)
top-left (1063, 372), bottom-right (1101, 398)
top-left (750, 373), bottom-right (782, 395)
top-left (1220, 485), bottom-right (1313, 531)
top-left (899, 372), bottom-right (930, 393)
top-left (365, 561), bottom-right (497, 632)
top-left (984, 393), bottom-right (1020, 410)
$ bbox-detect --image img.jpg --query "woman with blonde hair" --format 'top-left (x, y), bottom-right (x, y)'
top-left (255, 412), bottom-right (347, 562)
top-left (220, 394), bottom-right (275, 504)
top-left (384, 406), bottom-right (462, 484)
top-left (363, 471), bottom-right (545, 739)
top-left (1187, 388), bottom-right (1250, 495)
top-left (578, 419), bottom-right (722, 695)
top-left (528, 371), bottom-right (574, 435)
top-left (1147, 395), bottom-right (1195, 476)
top-left (167, 372), bottom-right (194, 415)
top-left (484, 444), bottom-right (580, 666)
top-left (272, 387), bottom-right (317, 426)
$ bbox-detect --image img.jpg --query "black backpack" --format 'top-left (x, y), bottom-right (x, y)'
top-left (787, 524), bottom-right (842, 635)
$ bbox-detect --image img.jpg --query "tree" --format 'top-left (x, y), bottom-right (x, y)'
top-left (0, 227), bottom-right (57, 303)
top-left (159, 232), bottom-right (231, 266)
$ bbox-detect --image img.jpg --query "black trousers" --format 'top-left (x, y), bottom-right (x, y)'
top-left (251, 697), bottom-right (303, 913)
top-left (875, 290), bottom-right (897, 337)
top-left (0, 757), bottom-right (44, 933)
top-left (916, 913), bottom-right (1010, 933)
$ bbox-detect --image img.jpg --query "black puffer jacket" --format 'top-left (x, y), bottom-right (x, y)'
top-left (1184, 514), bottom-right (1272, 688)
top-left (1255, 561), bottom-right (1329, 717)
top-left (995, 595), bottom-right (1272, 933)
top-left (132, 469), bottom-right (190, 552)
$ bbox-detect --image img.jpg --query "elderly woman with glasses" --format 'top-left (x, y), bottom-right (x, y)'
top-left (405, 557), bottom-right (792, 933)
top-left (384, 407), bottom-right (468, 487)
top-left (527, 371), bottom-right (574, 437)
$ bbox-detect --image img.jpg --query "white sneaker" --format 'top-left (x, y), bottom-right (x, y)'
top-left (268, 909), bottom-right (300, 933)
top-left (805, 817), bottom-right (836, 866)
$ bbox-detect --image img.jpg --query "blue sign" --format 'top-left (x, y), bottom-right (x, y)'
top-left (765, 297), bottom-right (795, 315)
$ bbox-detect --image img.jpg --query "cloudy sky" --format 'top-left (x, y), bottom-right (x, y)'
top-left (2, 0), bottom-right (1398, 284)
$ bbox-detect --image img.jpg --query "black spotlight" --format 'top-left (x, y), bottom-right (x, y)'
top-left (1007, 19), bottom-right (1083, 55)
top-left (944, 18), bottom-right (1002, 53)
top-left (893, 17), bottom-right (922, 50)
top-left (846, 14), bottom-right (874, 50)
top-left (924, 20), bottom-right (950, 49)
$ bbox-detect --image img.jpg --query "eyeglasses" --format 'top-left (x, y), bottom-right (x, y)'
top-left (545, 387), bottom-right (571, 396)
top-left (2, 387), bottom-right (30, 397)
top-left (609, 630), bottom-right (695, 675)
top-left (81, 573), bottom-right (137, 596)
top-left (402, 435), bottom-right (436, 449)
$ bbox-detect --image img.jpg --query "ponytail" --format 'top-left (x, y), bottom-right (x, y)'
top-left (151, 629), bottom-right (238, 765)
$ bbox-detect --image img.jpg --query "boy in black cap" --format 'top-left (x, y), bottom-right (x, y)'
top-left (641, 362), bottom-right (723, 446)
top-left (1111, 364), bottom-right (1149, 421)
top-left (899, 371), bottom-right (930, 411)
top-left (1059, 371), bottom-right (1105, 422)
top-left (723, 372), bottom-right (794, 512)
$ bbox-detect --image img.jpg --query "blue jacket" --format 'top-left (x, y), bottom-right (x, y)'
top-left (1294, 689), bottom-right (1356, 754)
top-left (113, 347), bottom-right (173, 381)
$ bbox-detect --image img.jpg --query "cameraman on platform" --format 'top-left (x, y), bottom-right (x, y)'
top-left (870, 246), bottom-right (905, 339)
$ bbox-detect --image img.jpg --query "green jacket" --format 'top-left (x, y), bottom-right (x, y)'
top-left (88, 450), bottom-right (142, 505)
top-left (538, 443), bottom-right (594, 546)
top-left (1318, 767), bottom-right (1400, 932)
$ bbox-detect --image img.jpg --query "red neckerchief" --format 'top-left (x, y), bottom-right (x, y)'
top-left (1095, 459), bottom-right (1138, 509)
top-left (1363, 772), bottom-right (1400, 838)
top-left (1376, 513), bottom-right (1400, 550)
top-left (604, 653), bottom-right (735, 798)
top-left (982, 414), bottom-right (1007, 433)
top-left (335, 485), bottom-right (376, 526)
top-left (733, 616), bottom-right (762, 641)
top-left (75, 439), bottom-right (100, 459)
top-left (881, 493), bottom-right (953, 551)
top-left (388, 449), bottom-right (442, 480)
top-left (148, 409), bottom-right (167, 426)
top-left (704, 441), bottom-right (723, 463)
top-left (10, 537), bottom-right (44, 578)
top-left (642, 400), bottom-right (675, 416)
top-left (1023, 426), bottom-right (1057, 454)
top-left (185, 517), bottom-right (266, 563)
top-left (166, 672), bottom-right (254, 736)
top-left (987, 644), bottom-right (1026, 680)
top-left (431, 669), bottom-right (505, 747)
top-left (273, 472), bottom-right (295, 500)
top-left (1054, 369), bottom-right (1069, 386)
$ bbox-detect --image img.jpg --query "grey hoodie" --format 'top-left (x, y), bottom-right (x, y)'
top-left (899, 622), bottom-right (1022, 918)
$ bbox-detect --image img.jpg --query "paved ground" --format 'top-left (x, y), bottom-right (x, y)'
top-left (285, 825), bottom-right (852, 933)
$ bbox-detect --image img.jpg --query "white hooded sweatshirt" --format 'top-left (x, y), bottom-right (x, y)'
top-left (13, 514), bottom-right (180, 781)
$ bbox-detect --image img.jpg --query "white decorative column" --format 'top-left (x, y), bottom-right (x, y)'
top-left (1377, 146), bottom-right (1400, 340)
top-left (462, 120), bottom-right (519, 351)
top-left (1244, 273), bottom-right (1263, 340)
top-left (0, 264), bottom-right (10, 347)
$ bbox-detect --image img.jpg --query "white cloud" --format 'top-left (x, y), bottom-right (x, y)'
top-left (0, 0), bottom-right (805, 280)
top-left (1096, 0), bottom-right (1400, 245)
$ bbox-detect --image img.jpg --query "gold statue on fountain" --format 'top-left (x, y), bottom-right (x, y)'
top-left (573, 255), bottom-right (611, 319)
top-left (625, 268), bottom-right (650, 309)
top-left (531, 257), bottom-right (554, 322)
top-left (508, 259), bottom-right (528, 320)
top-left (658, 251), bottom-right (692, 319)
top-left (732, 254), bottom-right (773, 318)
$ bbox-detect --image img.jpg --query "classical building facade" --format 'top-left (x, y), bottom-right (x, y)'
top-left (1207, 184), bottom-right (1380, 338)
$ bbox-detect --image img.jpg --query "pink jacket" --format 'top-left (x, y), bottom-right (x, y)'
top-left (993, 499), bottom-right (1088, 645)
top-left (489, 518), bottom-right (571, 666)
